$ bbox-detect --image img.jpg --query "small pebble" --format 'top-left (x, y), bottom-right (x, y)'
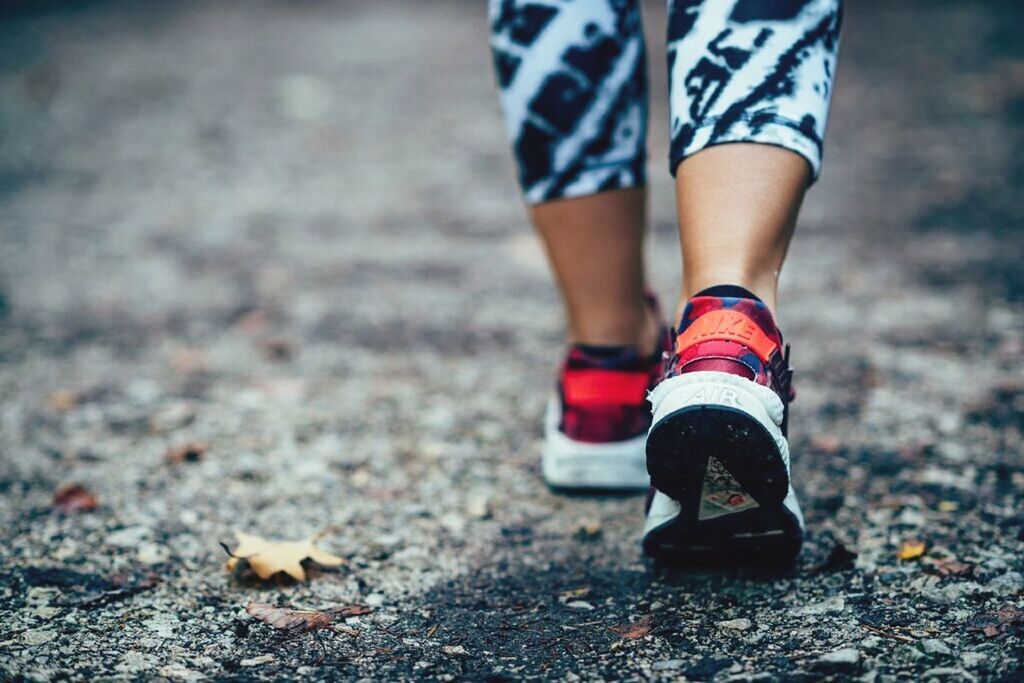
top-left (921, 667), bottom-right (976, 682)
top-left (465, 494), bottom-right (491, 519)
top-left (922, 639), bottom-right (952, 657)
top-left (814, 647), bottom-right (861, 672)
top-left (22, 629), bottom-right (57, 646)
top-left (718, 618), bottom-right (752, 632)
top-left (239, 655), bottom-right (275, 667)
top-left (149, 401), bottom-right (195, 432)
top-left (106, 525), bottom-right (152, 548)
top-left (137, 542), bottom-right (169, 564)
top-left (961, 652), bottom-right (986, 667)
top-left (792, 595), bottom-right (845, 616)
top-left (985, 572), bottom-right (1023, 596)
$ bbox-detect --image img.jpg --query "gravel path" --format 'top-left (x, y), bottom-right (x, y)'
top-left (1, 1), bottom-right (1022, 680)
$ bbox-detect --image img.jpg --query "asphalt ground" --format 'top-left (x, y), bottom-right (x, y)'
top-left (1, 1), bottom-right (1022, 680)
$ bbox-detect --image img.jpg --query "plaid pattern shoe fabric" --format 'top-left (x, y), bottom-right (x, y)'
top-left (558, 343), bottom-right (664, 444)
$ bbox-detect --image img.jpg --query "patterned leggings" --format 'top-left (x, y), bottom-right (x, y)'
top-left (489, 0), bottom-right (843, 204)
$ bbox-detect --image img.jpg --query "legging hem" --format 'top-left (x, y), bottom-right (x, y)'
top-left (669, 119), bottom-right (823, 185)
top-left (522, 162), bottom-right (647, 205)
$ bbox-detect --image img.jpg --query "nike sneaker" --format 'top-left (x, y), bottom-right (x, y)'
top-left (642, 287), bottom-right (803, 563)
top-left (542, 297), bottom-right (670, 491)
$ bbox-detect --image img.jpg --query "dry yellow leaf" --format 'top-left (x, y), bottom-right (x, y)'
top-left (46, 389), bottom-right (79, 412)
top-left (558, 587), bottom-right (591, 601)
top-left (225, 531), bottom-right (344, 581)
top-left (897, 539), bottom-right (926, 561)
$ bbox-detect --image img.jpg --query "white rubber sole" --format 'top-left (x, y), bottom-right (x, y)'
top-left (541, 397), bottom-right (650, 491)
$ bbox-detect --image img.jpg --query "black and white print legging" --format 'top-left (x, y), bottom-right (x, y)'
top-left (489, 0), bottom-right (843, 204)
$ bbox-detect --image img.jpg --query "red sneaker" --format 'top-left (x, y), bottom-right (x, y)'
top-left (542, 297), bottom-right (670, 491)
top-left (642, 288), bottom-right (803, 563)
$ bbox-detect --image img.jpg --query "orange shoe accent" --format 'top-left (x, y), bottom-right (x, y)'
top-left (675, 309), bottom-right (778, 362)
top-left (562, 369), bottom-right (651, 407)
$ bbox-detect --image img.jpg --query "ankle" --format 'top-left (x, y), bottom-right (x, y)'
top-left (568, 299), bottom-right (660, 355)
top-left (568, 317), bottom-right (646, 349)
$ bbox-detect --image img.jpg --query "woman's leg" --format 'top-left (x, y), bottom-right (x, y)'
top-left (532, 188), bottom-right (658, 352)
top-left (490, 0), bottom-right (665, 491)
top-left (666, 0), bottom-right (843, 315)
top-left (675, 144), bottom-right (807, 315)
top-left (642, 0), bottom-right (843, 562)
top-left (489, 0), bottom-right (656, 351)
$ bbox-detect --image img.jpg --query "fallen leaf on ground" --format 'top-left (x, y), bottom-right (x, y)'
top-left (165, 441), bottom-right (208, 464)
top-left (247, 601), bottom-right (363, 663)
top-left (897, 539), bottom-right (926, 561)
top-left (53, 484), bottom-right (99, 513)
top-left (922, 555), bottom-right (972, 577)
top-left (46, 389), bottom-right (79, 412)
top-left (573, 521), bottom-right (602, 541)
top-left (970, 605), bottom-right (1024, 638)
top-left (246, 602), bottom-right (361, 636)
top-left (610, 614), bottom-right (654, 640)
top-left (810, 434), bottom-right (843, 454)
top-left (225, 531), bottom-right (344, 581)
top-left (558, 587), bottom-right (591, 602)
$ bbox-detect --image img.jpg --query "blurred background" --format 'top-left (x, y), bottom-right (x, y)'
top-left (1, 1), bottom-right (1022, 679)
